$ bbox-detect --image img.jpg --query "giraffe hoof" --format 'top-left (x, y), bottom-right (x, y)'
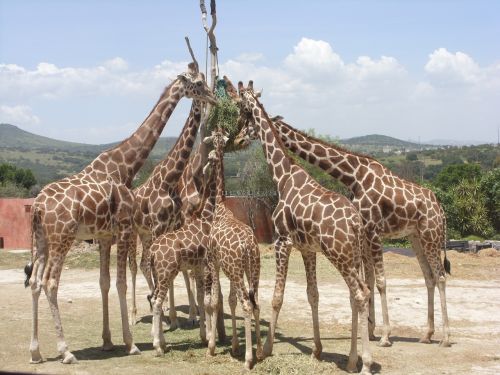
top-left (256, 347), bottom-right (264, 361)
top-left (378, 338), bottom-right (392, 347)
top-left (154, 347), bottom-right (164, 357)
top-left (61, 352), bottom-right (78, 364)
top-left (262, 340), bottom-right (273, 358)
top-left (346, 360), bottom-right (358, 373)
top-left (439, 340), bottom-right (451, 348)
top-left (244, 360), bottom-right (253, 371)
top-left (30, 348), bottom-right (43, 364)
top-left (369, 333), bottom-right (377, 341)
top-left (419, 337), bottom-right (432, 344)
top-left (169, 320), bottom-right (179, 331)
top-left (102, 341), bottom-right (114, 351)
top-left (128, 344), bottom-right (141, 355)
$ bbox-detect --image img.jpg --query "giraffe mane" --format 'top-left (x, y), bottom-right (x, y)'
top-left (249, 93), bottom-right (299, 168)
top-left (274, 116), bottom-right (378, 163)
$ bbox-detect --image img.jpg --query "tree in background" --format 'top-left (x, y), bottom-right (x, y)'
top-left (480, 168), bottom-right (500, 232)
top-left (0, 163), bottom-right (38, 197)
top-left (434, 163), bottom-right (482, 190)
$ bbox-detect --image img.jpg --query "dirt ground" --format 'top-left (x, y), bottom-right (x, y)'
top-left (0, 248), bottom-right (499, 374)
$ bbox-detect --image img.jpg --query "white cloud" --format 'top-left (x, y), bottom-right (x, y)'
top-left (425, 48), bottom-right (481, 85)
top-left (0, 105), bottom-right (40, 126)
top-left (1, 40), bottom-right (498, 143)
top-left (103, 57), bottom-right (128, 71)
top-left (0, 58), bottom-right (190, 101)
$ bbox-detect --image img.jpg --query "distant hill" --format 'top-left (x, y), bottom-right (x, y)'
top-left (341, 134), bottom-right (427, 148)
top-left (0, 123), bottom-right (176, 184)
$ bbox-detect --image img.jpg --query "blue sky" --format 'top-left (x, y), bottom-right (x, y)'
top-left (1, 1), bottom-right (499, 144)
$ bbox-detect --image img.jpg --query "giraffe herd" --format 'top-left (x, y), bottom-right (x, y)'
top-left (24, 62), bottom-right (451, 374)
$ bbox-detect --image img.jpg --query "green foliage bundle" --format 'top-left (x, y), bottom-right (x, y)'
top-left (207, 97), bottom-right (240, 151)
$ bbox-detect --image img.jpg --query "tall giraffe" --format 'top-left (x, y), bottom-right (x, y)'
top-left (149, 132), bottom-right (223, 356)
top-left (234, 82), bottom-right (372, 374)
top-left (203, 127), bottom-right (262, 370)
top-left (25, 62), bottom-right (216, 364)
top-left (130, 99), bottom-right (203, 326)
top-left (269, 116), bottom-right (451, 347)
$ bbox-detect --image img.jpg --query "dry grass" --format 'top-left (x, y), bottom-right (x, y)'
top-left (1, 247), bottom-right (500, 374)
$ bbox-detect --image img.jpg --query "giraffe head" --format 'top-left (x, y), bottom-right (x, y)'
top-left (233, 80), bottom-right (261, 148)
top-left (176, 62), bottom-right (217, 105)
top-left (201, 128), bottom-right (228, 176)
top-left (203, 127), bottom-right (229, 155)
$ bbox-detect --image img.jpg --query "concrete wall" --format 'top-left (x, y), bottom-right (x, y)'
top-left (0, 198), bottom-right (34, 249)
top-left (224, 197), bottom-right (274, 243)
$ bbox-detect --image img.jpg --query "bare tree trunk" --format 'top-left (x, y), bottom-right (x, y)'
top-left (199, 0), bottom-right (226, 342)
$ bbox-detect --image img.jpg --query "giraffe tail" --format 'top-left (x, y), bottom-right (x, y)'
top-left (442, 213), bottom-right (451, 275)
top-left (148, 251), bottom-right (157, 312)
top-left (24, 205), bottom-right (41, 288)
top-left (246, 238), bottom-right (258, 310)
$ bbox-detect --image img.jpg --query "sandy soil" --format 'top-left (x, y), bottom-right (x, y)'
top-left (0, 249), bottom-right (499, 374)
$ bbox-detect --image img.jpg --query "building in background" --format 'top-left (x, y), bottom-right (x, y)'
top-left (0, 198), bottom-right (34, 249)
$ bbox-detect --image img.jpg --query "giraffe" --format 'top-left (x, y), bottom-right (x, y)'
top-left (234, 81), bottom-right (372, 374)
top-left (24, 62), bottom-right (216, 364)
top-left (129, 99), bottom-right (203, 327)
top-left (269, 116), bottom-right (451, 348)
top-left (203, 127), bottom-right (262, 370)
top-left (149, 133), bottom-right (223, 356)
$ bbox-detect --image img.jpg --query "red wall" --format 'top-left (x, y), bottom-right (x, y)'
top-left (0, 198), bottom-right (34, 249)
top-left (224, 197), bottom-right (274, 243)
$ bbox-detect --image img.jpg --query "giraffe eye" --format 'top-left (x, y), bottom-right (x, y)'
top-left (196, 81), bottom-right (202, 86)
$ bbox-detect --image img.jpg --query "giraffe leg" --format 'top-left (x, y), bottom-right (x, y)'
top-left (152, 288), bottom-right (170, 356)
top-left (301, 251), bottom-right (322, 359)
top-left (168, 280), bottom-right (179, 330)
top-left (411, 236), bottom-right (436, 344)
top-left (234, 280), bottom-right (254, 370)
top-left (183, 270), bottom-right (198, 326)
top-left (207, 266), bottom-right (220, 357)
top-left (369, 233), bottom-right (391, 347)
top-left (253, 290), bottom-right (263, 361)
top-left (347, 292), bottom-right (359, 373)
top-left (128, 234), bottom-right (138, 325)
top-left (139, 235), bottom-right (155, 299)
top-left (228, 282), bottom-right (239, 355)
top-left (194, 268), bottom-right (207, 344)
top-left (263, 237), bottom-right (292, 358)
top-left (43, 242), bottom-right (77, 364)
top-left (99, 239), bottom-right (114, 351)
top-left (437, 276), bottom-right (451, 347)
top-left (29, 239), bottom-right (46, 364)
top-left (116, 234), bottom-right (140, 355)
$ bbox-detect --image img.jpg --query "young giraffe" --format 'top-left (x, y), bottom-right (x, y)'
top-left (130, 99), bottom-right (203, 326)
top-left (270, 116), bottom-right (451, 347)
top-left (234, 81), bottom-right (372, 374)
top-left (149, 133), bottom-right (223, 356)
top-left (25, 63), bottom-right (216, 364)
top-left (203, 127), bottom-right (262, 370)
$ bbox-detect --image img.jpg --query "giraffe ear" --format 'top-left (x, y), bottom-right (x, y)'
top-left (222, 135), bottom-right (230, 145)
top-left (177, 73), bottom-right (189, 82)
top-left (203, 135), bottom-right (214, 145)
top-left (254, 89), bottom-right (262, 98)
top-left (187, 62), bottom-right (198, 75)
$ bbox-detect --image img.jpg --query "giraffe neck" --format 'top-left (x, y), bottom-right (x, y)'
top-left (83, 79), bottom-right (187, 187)
top-left (273, 119), bottom-right (370, 192)
top-left (252, 101), bottom-right (292, 190)
top-left (215, 143), bottom-right (226, 205)
top-left (148, 100), bottom-right (202, 190)
top-left (199, 162), bottom-right (217, 222)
